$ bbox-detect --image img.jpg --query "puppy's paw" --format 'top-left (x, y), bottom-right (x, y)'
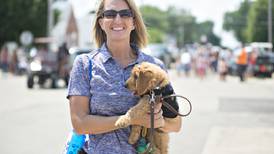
top-left (115, 115), bottom-right (131, 128)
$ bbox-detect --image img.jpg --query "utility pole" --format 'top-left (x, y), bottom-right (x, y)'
top-left (268, 0), bottom-right (272, 51)
top-left (48, 0), bottom-right (53, 38)
top-left (47, 0), bottom-right (54, 50)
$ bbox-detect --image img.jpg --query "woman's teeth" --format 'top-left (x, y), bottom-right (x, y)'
top-left (112, 27), bottom-right (124, 31)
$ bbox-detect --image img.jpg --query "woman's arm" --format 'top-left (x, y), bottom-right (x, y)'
top-left (69, 96), bottom-right (120, 135)
top-left (69, 96), bottom-right (165, 135)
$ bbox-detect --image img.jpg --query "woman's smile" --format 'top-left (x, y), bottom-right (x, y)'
top-left (112, 26), bottom-right (124, 31)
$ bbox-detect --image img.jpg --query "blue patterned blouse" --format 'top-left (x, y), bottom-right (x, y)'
top-left (67, 43), bottom-right (166, 154)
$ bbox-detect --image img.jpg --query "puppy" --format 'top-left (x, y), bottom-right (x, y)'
top-left (116, 62), bottom-right (173, 154)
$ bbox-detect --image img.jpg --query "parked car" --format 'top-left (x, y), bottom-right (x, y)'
top-left (253, 52), bottom-right (274, 78)
top-left (26, 48), bottom-right (59, 89)
top-left (143, 44), bottom-right (173, 68)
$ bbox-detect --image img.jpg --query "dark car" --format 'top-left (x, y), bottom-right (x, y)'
top-left (253, 52), bottom-right (274, 78)
top-left (143, 44), bottom-right (172, 68)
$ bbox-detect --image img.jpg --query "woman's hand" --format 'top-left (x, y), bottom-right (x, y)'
top-left (129, 100), bottom-right (165, 128)
top-left (144, 102), bottom-right (165, 128)
top-left (115, 96), bottom-right (165, 129)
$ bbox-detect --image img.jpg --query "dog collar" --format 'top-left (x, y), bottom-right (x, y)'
top-left (152, 83), bottom-right (173, 96)
top-left (142, 83), bottom-right (173, 99)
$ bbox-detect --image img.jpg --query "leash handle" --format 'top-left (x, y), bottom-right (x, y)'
top-left (162, 94), bottom-right (192, 117)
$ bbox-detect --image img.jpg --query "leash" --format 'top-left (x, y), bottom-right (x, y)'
top-left (138, 90), bottom-right (157, 154)
top-left (162, 94), bottom-right (192, 117)
top-left (138, 88), bottom-right (192, 154)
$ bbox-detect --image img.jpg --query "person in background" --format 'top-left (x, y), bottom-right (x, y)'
top-left (247, 49), bottom-right (257, 77)
top-left (9, 48), bottom-right (19, 74)
top-left (66, 0), bottom-right (182, 153)
top-left (57, 43), bottom-right (70, 86)
top-left (0, 45), bottom-right (9, 74)
top-left (218, 58), bottom-right (228, 81)
top-left (178, 50), bottom-right (191, 77)
top-left (236, 44), bottom-right (248, 82)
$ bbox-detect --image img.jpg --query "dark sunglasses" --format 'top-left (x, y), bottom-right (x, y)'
top-left (102, 9), bottom-right (134, 19)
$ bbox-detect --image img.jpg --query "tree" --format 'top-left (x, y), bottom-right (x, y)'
top-left (223, 0), bottom-right (252, 43)
top-left (140, 5), bottom-right (220, 47)
top-left (166, 7), bottom-right (198, 47)
top-left (0, 0), bottom-right (47, 47)
top-left (246, 0), bottom-right (274, 43)
top-left (197, 21), bottom-right (221, 45)
top-left (140, 6), bottom-right (168, 43)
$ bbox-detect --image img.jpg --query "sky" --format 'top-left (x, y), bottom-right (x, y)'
top-left (69, 0), bottom-right (245, 48)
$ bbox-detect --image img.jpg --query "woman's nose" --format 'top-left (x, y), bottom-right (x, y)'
top-left (113, 14), bottom-right (122, 22)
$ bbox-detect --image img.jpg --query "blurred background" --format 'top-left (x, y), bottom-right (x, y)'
top-left (0, 0), bottom-right (274, 154)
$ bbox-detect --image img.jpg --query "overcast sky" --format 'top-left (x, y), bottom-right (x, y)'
top-left (69, 0), bottom-right (244, 47)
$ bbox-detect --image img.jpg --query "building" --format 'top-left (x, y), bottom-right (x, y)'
top-left (52, 2), bottom-right (95, 50)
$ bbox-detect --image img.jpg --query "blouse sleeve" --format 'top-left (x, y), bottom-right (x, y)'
top-left (67, 55), bottom-right (90, 99)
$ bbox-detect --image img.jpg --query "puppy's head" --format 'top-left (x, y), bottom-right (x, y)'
top-left (126, 62), bottom-right (169, 96)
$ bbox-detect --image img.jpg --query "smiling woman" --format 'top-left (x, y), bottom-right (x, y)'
top-left (66, 0), bottom-right (181, 153)
top-left (97, 0), bottom-right (135, 45)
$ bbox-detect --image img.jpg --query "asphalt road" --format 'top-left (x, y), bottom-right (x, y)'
top-left (1, 71), bottom-right (274, 154)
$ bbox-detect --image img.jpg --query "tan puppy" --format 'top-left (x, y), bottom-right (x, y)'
top-left (115, 62), bottom-right (174, 154)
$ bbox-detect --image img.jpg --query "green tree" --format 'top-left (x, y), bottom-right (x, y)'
top-left (0, 0), bottom-right (47, 46)
top-left (166, 7), bottom-right (198, 47)
top-left (140, 6), bottom-right (168, 43)
top-left (140, 5), bottom-right (220, 47)
top-left (197, 21), bottom-right (221, 45)
top-left (246, 0), bottom-right (274, 43)
top-left (223, 0), bottom-right (252, 42)
top-left (147, 28), bottom-right (165, 43)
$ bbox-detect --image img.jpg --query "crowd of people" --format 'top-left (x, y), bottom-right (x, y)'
top-left (1, 42), bottom-right (261, 83)
top-left (175, 43), bottom-right (258, 82)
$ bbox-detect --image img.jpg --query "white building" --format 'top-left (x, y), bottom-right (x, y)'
top-left (51, 1), bottom-right (95, 50)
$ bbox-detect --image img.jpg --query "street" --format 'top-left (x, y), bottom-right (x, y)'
top-left (1, 71), bottom-right (274, 154)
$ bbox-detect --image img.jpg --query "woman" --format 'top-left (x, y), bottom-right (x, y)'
top-left (67, 0), bottom-right (181, 153)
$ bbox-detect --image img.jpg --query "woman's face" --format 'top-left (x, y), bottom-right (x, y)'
top-left (99, 0), bottom-right (135, 43)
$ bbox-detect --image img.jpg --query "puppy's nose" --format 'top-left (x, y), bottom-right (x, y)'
top-left (124, 83), bottom-right (128, 88)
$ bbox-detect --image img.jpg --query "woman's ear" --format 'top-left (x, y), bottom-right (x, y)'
top-left (136, 70), bottom-right (148, 95)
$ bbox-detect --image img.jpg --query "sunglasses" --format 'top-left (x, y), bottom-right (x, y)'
top-left (102, 9), bottom-right (134, 19)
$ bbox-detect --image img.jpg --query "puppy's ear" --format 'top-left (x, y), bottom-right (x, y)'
top-left (136, 70), bottom-right (153, 95)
